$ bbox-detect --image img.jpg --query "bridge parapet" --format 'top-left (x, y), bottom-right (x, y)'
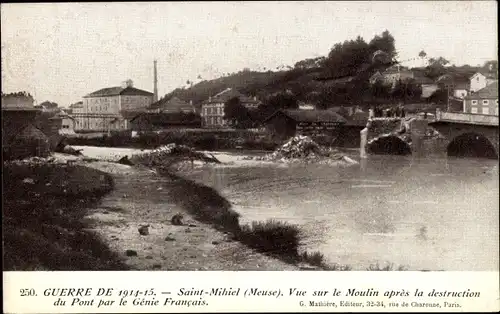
top-left (435, 109), bottom-right (499, 126)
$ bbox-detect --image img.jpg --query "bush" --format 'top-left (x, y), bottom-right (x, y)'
top-left (164, 173), bottom-right (240, 232)
top-left (367, 262), bottom-right (408, 271)
top-left (300, 251), bottom-right (325, 267)
top-left (237, 219), bottom-right (300, 257)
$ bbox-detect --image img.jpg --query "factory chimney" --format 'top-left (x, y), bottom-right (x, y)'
top-left (153, 60), bottom-right (158, 103)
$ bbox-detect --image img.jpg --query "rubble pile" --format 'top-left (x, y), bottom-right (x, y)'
top-left (425, 127), bottom-right (446, 139)
top-left (4, 156), bottom-right (58, 166)
top-left (252, 135), bottom-right (355, 165)
top-left (130, 143), bottom-right (220, 168)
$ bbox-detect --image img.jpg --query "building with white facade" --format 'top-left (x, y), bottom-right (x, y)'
top-left (470, 72), bottom-right (498, 93)
top-left (74, 80), bottom-right (154, 132)
top-left (200, 88), bottom-right (260, 128)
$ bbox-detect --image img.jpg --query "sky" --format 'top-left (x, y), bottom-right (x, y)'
top-left (1, 1), bottom-right (498, 107)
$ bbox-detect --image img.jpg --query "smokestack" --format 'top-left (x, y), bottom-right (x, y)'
top-left (153, 60), bottom-right (158, 103)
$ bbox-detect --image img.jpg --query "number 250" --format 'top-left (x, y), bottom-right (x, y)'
top-left (20, 289), bottom-right (36, 296)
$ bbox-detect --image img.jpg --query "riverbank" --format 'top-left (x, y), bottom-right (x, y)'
top-left (83, 161), bottom-right (300, 270)
top-left (3, 160), bottom-right (127, 270)
top-left (74, 143), bottom-right (357, 270)
top-left (65, 130), bottom-right (280, 151)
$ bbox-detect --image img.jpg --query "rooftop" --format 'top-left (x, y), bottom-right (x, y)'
top-left (473, 71), bottom-right (498, 80)
top-left (263, 109), bottom-right (347, 124)
top-left (204, 88), bottom-right (259, 104)
top-left (84, 86), bottom-right (153, 98)
top-left (129, 112), bottom-right (201, 125)
top-left (48, 112), bottom-right (75, 120)
top-left (465, 84), bottom-right (498, 100)
top-left (148, 96), bottom-right (194, 113)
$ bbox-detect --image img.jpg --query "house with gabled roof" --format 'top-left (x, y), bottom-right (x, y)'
top-left (470, 71), bottom-right (498, 93)
top-left (463, 84), bottom-right (498, 116)
top-left (1, 104), bottom-right (51, 160)
top-left (262, 109), bottom-right (346, 139)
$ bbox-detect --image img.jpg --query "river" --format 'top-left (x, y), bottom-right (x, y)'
top-left (76, 146), bottom-right (499, 271)
top-left (185, 150), bottom-right (499, 271)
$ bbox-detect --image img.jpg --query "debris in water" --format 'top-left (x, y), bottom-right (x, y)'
top-left (138, 225), bottom-right (150, 236)
top-left (165, 233), bottom-right (176, 241)
top-left (125, 249), bottom-right (138, 257)
top-left (171, 213), bottom-right (184, 226)
top-left (252, 135), bottom-right (358, 165)
top-left (117, 155), bottom-right (134, 166)
top-left (22, 178), bottom-right (35, 184)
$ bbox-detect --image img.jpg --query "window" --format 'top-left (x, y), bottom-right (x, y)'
top-left (472, 100), bottom-right (478, 105)
top-left (471, 107), bottom-right (478, 114)
top-left (483, 100), bottom-right (489, 105)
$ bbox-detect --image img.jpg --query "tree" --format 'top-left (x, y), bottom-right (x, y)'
top-left (223, 97), bottom-right (253, 128)
top-left (418, 50), bottom-right (427, 59)
top-left (425, 56), bottom-right (450, 79)
top-left (391, 79), bottom-right (423, 103)
top-left (294, 56), bottom-right (326, 70)
top-left (482, 60), bottom-right (498, 73)
top-left (324, 35), bottom-right (371, 78)
top-left (428, 89), bottom-right (448, 105)
top-left (428, 57), bottom-right (449, 67)
top-left (266, 91), bottom-right (299, 110)
top-left (369, 30), bottom-right (397, 59)
top-left (406, 79), bottom-right (423, 101)
top-left (370, 80), bottom-right (391, 99)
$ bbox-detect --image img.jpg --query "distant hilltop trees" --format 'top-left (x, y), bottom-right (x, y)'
top-left (1, 91), bottom-right (35, 108)
top-left (1, 91), bottom-right (34, 99)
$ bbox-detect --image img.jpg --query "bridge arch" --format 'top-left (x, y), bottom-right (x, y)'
top-left (366, 135), bottom-right (412, 156)
top-left (447, 132), bottom-right (498, 159)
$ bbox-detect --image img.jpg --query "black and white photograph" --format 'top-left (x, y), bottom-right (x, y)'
top-left (2, 1), bottom-right (498, 275)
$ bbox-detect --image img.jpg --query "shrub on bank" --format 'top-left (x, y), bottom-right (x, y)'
top-left (237, 219), bottom-right (300, 258)
top-left (367, 262), bottom-right (408, 271)
top-left (163, 172), bottom-right (240, 232)
top-left (300, 251), bottom-right (325, 267)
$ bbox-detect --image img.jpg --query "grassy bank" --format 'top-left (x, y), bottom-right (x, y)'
top-left (3, 162), bottom-right (128, 270)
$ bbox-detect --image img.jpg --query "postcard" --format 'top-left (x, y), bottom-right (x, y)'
top-left (2, 1), bottom-right (498, 313)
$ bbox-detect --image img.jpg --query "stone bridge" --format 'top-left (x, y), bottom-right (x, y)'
top-left (360, 111), bottom-right (499, 159)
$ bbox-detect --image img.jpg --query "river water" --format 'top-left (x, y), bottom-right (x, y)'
top-left (76, 146), bottom-right (499, 271)
top-left (185, 150), bottom-right (499, 271)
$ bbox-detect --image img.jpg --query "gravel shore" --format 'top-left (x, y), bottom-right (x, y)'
top-left (83, 161), bottom-right (299, 270)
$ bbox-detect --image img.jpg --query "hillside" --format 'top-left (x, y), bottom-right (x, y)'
top-left (162, 31), bottom-right (496, 111)
top-left (162, 68), bottom-right (320, 105)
